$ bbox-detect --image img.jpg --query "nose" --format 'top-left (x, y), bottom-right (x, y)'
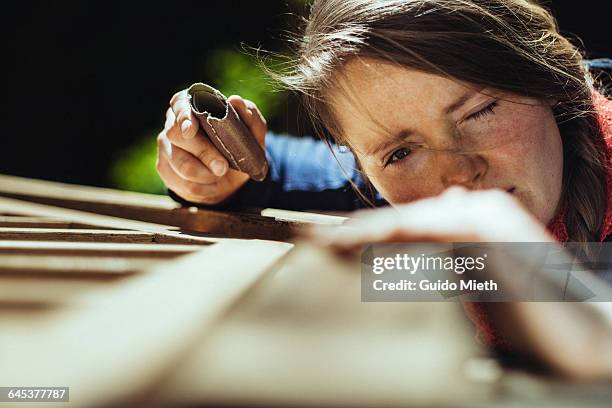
top-left (439, 152), bottom-right (488, 189)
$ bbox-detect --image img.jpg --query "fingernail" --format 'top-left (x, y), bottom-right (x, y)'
top-left (210, 160), bottom-right (227, 177)
top-left (181, 120), bottom-right (192, 135)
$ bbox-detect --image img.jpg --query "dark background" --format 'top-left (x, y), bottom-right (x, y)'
top-left (1, 1), bottom-right (610, 191)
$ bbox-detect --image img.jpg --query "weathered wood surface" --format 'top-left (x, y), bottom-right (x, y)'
top-left (0, 239), bottom-right (293, 407)
top-left (0, 241), bottom-right (204, 257)
top-left (0, 255), bottom-right (158, 276)
top-left (1, 175), bottom-right (611, 407)
top-left (0, 174), bottom-right (347, 240)
top-left (0, 228), bottom-right (159, 243)
top-left (0, 196), bottom-right (217, 245)
top-left (260, 208), bottom-right (348, 225)
top-left (151, 242), bottom-right (483, 408)
top-left (0, 216), bottom-right (101, 229)
top-left (0, 176), bottom-right (296, 407)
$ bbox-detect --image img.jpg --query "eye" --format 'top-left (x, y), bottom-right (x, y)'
top-left (386, 147), bottom-right (412, 166)
top-left (467, 100), bottom-right (498, 121)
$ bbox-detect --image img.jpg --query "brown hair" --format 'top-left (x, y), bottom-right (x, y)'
top-left (265, 0), bottom-right (608, 242)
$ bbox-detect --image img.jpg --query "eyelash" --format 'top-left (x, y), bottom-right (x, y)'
top-left (467, 100), bottom-right (498, 121)
top-left (385, 101), bottom-right (498, 167)
top-left (385, 147), bottom-right (413, 166)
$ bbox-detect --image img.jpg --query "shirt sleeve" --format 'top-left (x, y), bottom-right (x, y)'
top-left (168, 132), bottom-right (389, 212)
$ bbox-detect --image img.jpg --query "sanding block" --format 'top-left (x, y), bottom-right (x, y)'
top-left (187, 83), bottom-right (268, 181)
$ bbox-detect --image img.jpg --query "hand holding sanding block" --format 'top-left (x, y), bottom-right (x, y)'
top-left (187, 83), bottom-right (268, 181)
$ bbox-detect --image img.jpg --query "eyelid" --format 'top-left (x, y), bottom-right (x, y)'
top-left (460, 99), bottom-right (497, 123)
top-left (379, 139), bottom-right (411, 164)
top-left (381, 147), bottom-right (399, 166)
top-left (383, 145), bottom-right (416, 167)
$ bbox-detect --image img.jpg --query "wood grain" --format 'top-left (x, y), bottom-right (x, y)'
top-left (0, 239), bottom-right (293, 407)
top-left (0, 241), bottom-right (204, 258)
top-left (0, 196), bottom-right (218, 245)
top-left (0, 216), bottom-right (101, 229)
top-left (0, 255), bottom-right (158, 276)
top-left (0, 174), bottom-right (346, 240)
top-left (0, 228), bottom-right (156, 243)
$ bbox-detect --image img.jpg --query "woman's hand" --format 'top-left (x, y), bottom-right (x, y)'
top-left (311, 186), bottom-right (554, 247)
top-left (156, 90), bottom-right (267, 205)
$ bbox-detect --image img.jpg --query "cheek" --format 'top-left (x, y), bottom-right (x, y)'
top-left (497, 105), bottom-right (563, 180)
top-left (363, 165), bottom-right (442, 205)
top-left (487, 105), bottom-right (564, 220)
top-left (486, 112), bottom-right (541, 168)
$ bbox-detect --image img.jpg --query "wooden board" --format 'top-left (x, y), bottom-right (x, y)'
top-left (0, 241), bottom-right (204, 258)
top-left (150, 242), bottom-right (484, 408)
top-left (0, 216), bottom-right (102, 229)
top-left (0, 239), bottom-right (293, 407)
top-left (1, 175), bottom-right (611, 407)
top-left (0, 228), bottom-right (158, 243)
top-left (0, 174), bottom-right (347, 240)
top-left (0, 196), bottom-right (217, 245)
top-left (0, 176), bottom-right (298, 406)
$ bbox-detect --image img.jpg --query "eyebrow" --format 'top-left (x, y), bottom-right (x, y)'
top-left (365, 130), bottom-right (412, 157)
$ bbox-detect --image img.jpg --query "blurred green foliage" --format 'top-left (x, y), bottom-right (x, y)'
top-left (204, 48), bottom-right (286, 120)
top-left (110, 48), bottom-right (285, 194)
top-left (110, 136), bottom-right (165, 194)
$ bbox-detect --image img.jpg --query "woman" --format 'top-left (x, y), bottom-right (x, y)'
top-left (157, 0), bottom-right (612, 377)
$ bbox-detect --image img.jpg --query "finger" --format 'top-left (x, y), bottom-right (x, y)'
top-left (157, 131), bottom-right (219, 183)
top-left (310, 203), bottom-right (470, 247)
top-left (309, 222), bottom-right (476, 251)
top-left (156, 152), bottom-right (221, 203)
top-left (157, 129), bottom-right (173, 158)
top-left (164, 108), bottom-right (176, 130)
top-left (165, 127), bottom-right (229, 177)
top-left (170, 90), bottom-right (198, 139)
top-left (310, 221), bottom-right (399, 248)
top-left (228, 96), bottom-right (267, 146)
top-left (244, 98), bottom-right (268, 145)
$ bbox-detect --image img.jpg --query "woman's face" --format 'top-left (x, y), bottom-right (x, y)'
top-left (328, 58), bottom-right (564, 225)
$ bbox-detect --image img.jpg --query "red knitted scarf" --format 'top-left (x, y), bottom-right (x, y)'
top-left (466, 91), bottom-right (612, 348)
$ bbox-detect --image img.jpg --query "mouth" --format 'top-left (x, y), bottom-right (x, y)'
top-left (506, 187), bottom-right (516, 194)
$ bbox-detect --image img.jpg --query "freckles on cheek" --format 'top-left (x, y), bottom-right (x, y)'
top-left (367, 171), bottom-right (439, 205)
top-left (503, 109), bottom-right (560, 169)
top-left (492, 106), bottom-right (563, 221)
top-left (493, 112), bottom-right (543, 162)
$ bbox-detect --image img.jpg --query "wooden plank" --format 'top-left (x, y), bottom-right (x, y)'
top-left (0, 174), bottom-right (178, 209)
top-left (150, 242), bottom-right (479, 408)
top-left (0, 174), bottom-right (344, 240)
top-left (0, 196), bottom-right (176, 232)
top-left (261, 208), bottom-right (348, 225)
top-left (0, 299), bottom-right (61, 333)
top-left (0, 255), bottom-right (158, 276)
top-left (1, 195), bottom-right (301, 240)
top-left (0, 277), bottom-right (116, 307)
top-left (0, 196), bottom-right (218, 245)
top-left (0, 299), bottom-right (55, 311)
top-left (0, 241), bottom-right (204, 258)
top-left (0, 228), bottom-right (156, 243)
top-left (0, 239), bottom-right (293, 407)
top-left (0, 215), bottom-right (104, 229)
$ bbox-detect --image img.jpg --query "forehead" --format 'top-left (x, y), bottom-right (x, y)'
top-left (327, 58), bottom-right (474, 151)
